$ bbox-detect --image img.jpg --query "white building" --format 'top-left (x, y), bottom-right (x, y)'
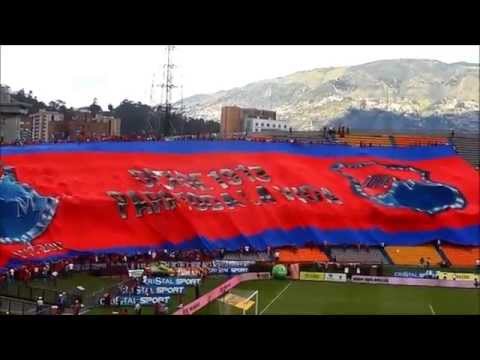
top-left (0, 86), bottom-right (30, 143)
top-left (245, 116), bottom-right (290, 134)
top-left (30, 109), bottom-right (64, 142)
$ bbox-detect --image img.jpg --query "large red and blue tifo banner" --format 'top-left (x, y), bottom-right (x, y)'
top-left (0, 141), bottom-right (478, 269)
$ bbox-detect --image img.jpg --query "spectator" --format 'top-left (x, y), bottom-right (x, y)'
top-left (72, 299), bottom-right (82, 315)
top-left (33, 266), bottom-right (39, 278)
top-left (57, 293), bottom-right (66, 313)
top-left (134, 302), bottom-right (142, 315)
top-left (36, 297), bottom-right (44, 314)
top-left (475, 259), bottom-right (480, 269)
top-left (274, 251), bottom-right (280, 262)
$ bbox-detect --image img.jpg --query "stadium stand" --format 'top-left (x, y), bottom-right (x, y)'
top-left (277, 247), bottom-right (329, 263)
top-left (441, 245), bottom-right (480, 267)
top-left (450, 136), bottom-right (480, 169)
top-left (338, 134), bottom-right (392, 147)
top-left (329, 246), bottom-right (390, 264)
top-left (386, 245), bottom-right (443, 266)
top-left (393, 135), bottom-right (449, 147)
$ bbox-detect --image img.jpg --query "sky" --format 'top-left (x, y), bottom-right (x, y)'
top-left (1, 45), bottom-right (478, 109)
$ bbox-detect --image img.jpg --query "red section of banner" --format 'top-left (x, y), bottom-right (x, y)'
top-left (1, 151), bottom-right (478, 269)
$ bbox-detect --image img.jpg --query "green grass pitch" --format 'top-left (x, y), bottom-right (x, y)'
top-left (87, 276), bottom-right (479, 315)
top-left (203, 279), bottom-right (479, 315)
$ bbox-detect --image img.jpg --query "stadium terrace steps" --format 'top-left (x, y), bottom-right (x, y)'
top-left (441, 245), bottom-right (480, 267)
top-left (393, 135), bottom-right (449, 147)
top-left (388, 135), bottom-right (396, 146)
top-left (278, 247), bottom-right (329, 263)
top-left (329, 247), bottom-right (390, 264)
top-left (385, 245), bottom-right (443, 266)
top-left (451, 136), bottom-right (480, 168)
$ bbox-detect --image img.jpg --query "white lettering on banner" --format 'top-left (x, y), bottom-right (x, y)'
top-left (144, 277), bottom-right (201, 286)
top-left (325, 273), bottom-right (347, 282)
top-left (112, 296), bottom-right (171, 306)
top-left (128, 269), bottom-right (145, 278)
top-left (135, 286), bottom-right (185, 295)
top-left (212, 260), bottom-right (255, 268)
top-left (208, 267), bottom-right (249, 274)
top-left (351, 276), bottom-right (389, 284)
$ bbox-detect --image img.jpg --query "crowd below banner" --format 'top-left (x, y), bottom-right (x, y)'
top-left (0, 247), bottom-right (270, 286)
top-left (1, 244), bottom-right (478, 315)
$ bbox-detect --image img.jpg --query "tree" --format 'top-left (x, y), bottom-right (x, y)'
top-left (89, 98), bottom-right (102, 116)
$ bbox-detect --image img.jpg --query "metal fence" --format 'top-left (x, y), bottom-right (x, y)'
top-left (0, 281), bottom-right (75, 305)
top-left (0, 296), bottom-right (51, 315)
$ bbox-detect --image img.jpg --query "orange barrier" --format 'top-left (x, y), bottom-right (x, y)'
top-left (278, 247), bottom-right (329, 263)
top-left (338, 134), bottom-right (391, 147)
top-left (385, 245), bottom-right (443, 266)
top-left (394, 136), bottom-right (448, 147)
top-left (441, 245), bottom-right (480, 267)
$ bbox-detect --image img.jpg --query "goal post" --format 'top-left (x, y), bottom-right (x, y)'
top-left (217, 289), bottom-right (259, 315)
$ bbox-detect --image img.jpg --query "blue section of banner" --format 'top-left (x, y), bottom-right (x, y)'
top-left (0, 141), bottom-right (458, 161)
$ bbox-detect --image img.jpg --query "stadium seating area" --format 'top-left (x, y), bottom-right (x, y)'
top-left (385, 245), bottom-right (443, 266)
top-left (451, 136), bottom-right (480, 169)
top-left (277, 247), bottom-right (329, 263)
top-left (393, 135), bottom-right (449, 147)
top-left (338, 134), bottom-right (392, 147)
top-left (329, 247), bottom-right (389, 264)
top-left (441, 245), bottom-right (480, 267)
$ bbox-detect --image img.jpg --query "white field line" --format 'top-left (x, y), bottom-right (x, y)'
top-left (429, 304), bottom-right (436, 315)
top-left (260, 281), bottom-right (292, 315)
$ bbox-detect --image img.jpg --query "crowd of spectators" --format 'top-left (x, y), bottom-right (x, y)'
top-left (1, 128), bottom-right (456, 149)
top-left (0, 247), bottom-right (267, 287)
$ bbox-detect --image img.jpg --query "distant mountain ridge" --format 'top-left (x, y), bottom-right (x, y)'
top-left (178, 59), bottom-right (479, 132)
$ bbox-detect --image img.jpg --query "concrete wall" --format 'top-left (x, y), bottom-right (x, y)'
top-left (0, 115), bottom-right (21, 142)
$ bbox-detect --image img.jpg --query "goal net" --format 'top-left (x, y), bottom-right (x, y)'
top-left (217, 289), bottom-right (259, 315)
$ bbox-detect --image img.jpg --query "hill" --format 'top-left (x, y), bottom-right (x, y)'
top-left (178, 59), bottom-right (479, 131)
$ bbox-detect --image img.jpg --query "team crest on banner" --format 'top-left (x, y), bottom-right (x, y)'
top-left (0, 164), bottom-right (58, 245)
top-left (332, 161), bottom-right (466, 215)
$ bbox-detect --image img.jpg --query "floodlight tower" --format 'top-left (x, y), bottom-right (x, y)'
top-left (160, 45), bottom-right (177, 136)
